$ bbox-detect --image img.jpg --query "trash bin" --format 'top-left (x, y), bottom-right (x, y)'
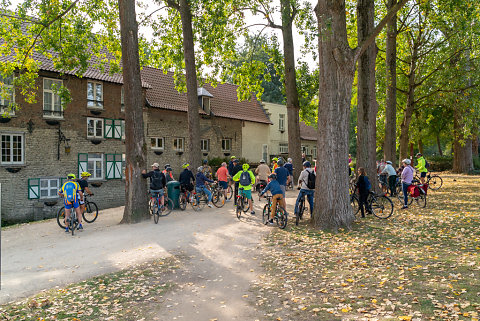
top-left (166, 180), bottom-right (181, 209)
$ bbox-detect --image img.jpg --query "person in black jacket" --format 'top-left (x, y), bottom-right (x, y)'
top-left (355, 167), bottom-right (371, 218)
top-left (142, 162), bottom-right (167, 206)
top-left (179, 163), bottom-right (195, 192)
top-left (231, 159), bottom-right (243, 205)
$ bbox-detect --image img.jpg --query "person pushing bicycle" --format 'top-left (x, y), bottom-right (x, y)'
top-left (58, 173), bottom-right (84, 232)
top-left (259, 173), bottom-right (283, 225)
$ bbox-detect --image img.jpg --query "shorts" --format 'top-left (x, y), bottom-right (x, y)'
top-left (219, 181), bottom-right (228, 189)
top-left (280, 185), bottom-right (286, 196)
top-left (150, 189), bottom-right (164, 197)
top-left (420, 172), bottom-right (427, 178)
top-left (239, 189), bottom-right (252, 200)
top-left (64, 199), bottom-right (80, 210)
top-left (77, 193), bottom-right (84, 205)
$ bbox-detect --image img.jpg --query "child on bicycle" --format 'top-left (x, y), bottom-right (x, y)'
top-left (259, 173), bottom-right (283, 225)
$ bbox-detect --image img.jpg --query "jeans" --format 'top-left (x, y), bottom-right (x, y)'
top-left (294, 189), bottom-right (314, 215)
top-left (196, 185), bottom-right (212, 203)
top-left (402, 182), bottom-right (411, 206)
top-left (388, 175), bottom-right (397, 196)
top-left (359, 192), bottom-right (369, 218)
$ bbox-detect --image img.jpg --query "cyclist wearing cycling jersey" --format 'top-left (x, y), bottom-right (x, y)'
top-left (58, 173), bottom-right (84, 232)
top-left (294, 161), bottom-right (315, 219)
top-left (233, 163), bottom-right (256, 215)
top-left (77, 172), bottom-right (93, 215)
top-left (142, 163), bottom-right (167, 206)
top-left (259, 173), bottom-right (283, 225)
top-left (179, 163), bottom-right (195, 192)
top-left (415, 153), bottom-right (428, 184)
top-left (196, 166), bottom-right (214, 208)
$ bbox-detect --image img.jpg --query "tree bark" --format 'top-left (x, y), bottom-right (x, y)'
top-left (313, 0), bottom-right (356, 231)
top-left (356, 0), bottom-right (378, 190)
top-left (119, 0), bottom-right (149, 223)
top-left (436, 133), bottom-right (443, 156)
top-left (418, 138), bottom-right (424, 155)
top-left (280, 0), bottom-right (302, 181)
top-left (399, 45), bottom-right (417, 162)
top-left (472, 133), bottom-right (478, 157)
top-left (453, 106), bottom-right (474, 173)
top-left (178, 0), bottom-right (201, 169)
top-left (383, 0), bottom-right (397, 166)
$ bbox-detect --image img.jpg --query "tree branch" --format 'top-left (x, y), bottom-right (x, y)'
top-left (165, 0), bottom-right (180, 10)
top-left (139, 6), bottom-right (168, 26)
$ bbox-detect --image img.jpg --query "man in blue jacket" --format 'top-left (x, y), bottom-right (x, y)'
top-left (195, 166), bottom-right (214, 208)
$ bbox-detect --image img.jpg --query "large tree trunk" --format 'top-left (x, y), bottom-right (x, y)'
top-left (356, 0), bottom-right (378, 189)
top-left (436, 133), bottom-right (443, 156)
top-left (314, 0), bottom-right (355, 231)
top-left (179, 0), bottom-right (201, 169)
top-left (119, 0), bottom-right (149, 223)
top-left (399, 46), bottom-right (417, 162)
top-left (472, 133), bottom-right (478, 157)
top-left (383, 0), bottom-right (397, 166)
top-left (418, 138), bottom-right (424, 155)
top-left (280, 0), bottom-right (302, 181)
top-left (453, 107), bottom-right (473, 173)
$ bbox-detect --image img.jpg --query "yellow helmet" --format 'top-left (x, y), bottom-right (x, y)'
top-left (182, 163), bottom-right (190, 169)
top-left (67, 173), bottom-right (76, 179)
top-left (81, 172), bottom-right (91, 177)
top-left (242, 163), bottom-right (250, 171)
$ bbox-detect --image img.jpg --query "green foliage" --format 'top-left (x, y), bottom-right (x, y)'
top-left (427, 155), bottom-right (453, 171)
top-left (473, 156), bottom-right (480, 170)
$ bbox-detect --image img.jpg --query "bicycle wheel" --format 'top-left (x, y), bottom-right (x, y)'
top-left (396, 185), bottom-right (413, 206)
top-left (242, 196), bottom-right (249, 212)
top-left (276, 207), bottom-right (288, 229)
top-left (70, 215), bottom-right (77, 236)
top-left (226, 185), bottom-right (233, 200)
top-left (83, 201), bottom-right (98, 223)
top-left (57, 207), bottom-right (66, 229)
top-left (179, 193), bottom-right (187, 210)
top-left (191, 195), bottom-right (201, 211)
top-left (296, 199), bottom-right (304, 226)
top-left (199, 194), bottom-right (208, 209)
top-left (153, 211), bottom-right (160, 224)
top-left (415, 194), bottom-right (427, 208)
top-left (236, 198), bottom-right (243, 220)
top-left (160, 198), bottom-right (174, 216)
top-left (350, 194), bottom-right (360, 217)
top-left (262, 204), bottom-right (270, 224)
top-left (370, 195), bottom-right (394, 219)
top-left (428, 175), bottom-right (443, 191)
top-left (212, 191), bottom-right (225, 208)
top-left (149, 198), bottom-right (154, 215)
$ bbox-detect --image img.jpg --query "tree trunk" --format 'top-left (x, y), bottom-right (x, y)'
top-left (356, 0), bottom-right (378, 190)
top-left (119, 0), bottom-right (149, 223)
top-left (472, 133), bottom-right (478, 157)
top-left (179, 0), bottom-right (201, 169)
top-left (313, 0), bottom-right (355, 231)
top-left (399, 46), bottom-right (417, 162)
top-left (280, 0), bottom-right (302, 181)
top-left (383, 0), bottom-right (397, 166)
top-left (453, 107), bottom-right (473, 173)
top-left (436, 133), bottom-right (443, 156)
top-left (418, 138), bottom-right (424, 155)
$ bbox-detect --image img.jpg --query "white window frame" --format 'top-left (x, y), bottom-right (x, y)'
top-left (173, 137), bottom-right (184, 152)
top-left (87, 81), bottom-right (104, 109)
top-left (87, 117), bottom-right (104, 139)
top-left (202, 97), bottom-right (211, 114)
top-left (222, 138), bottom-right (232, 152)
top-left (1, 133), bottom-right (24, 165)
top-left (279, 143), bottom-right (288, 154)
top-left (79, 153), bottom-right (104, 181)
top-left (312, 146), bottom-right (317, 159)
top-left (279, 114), bottom-right (285, 131)
top-left (40, 178), bottom-right (60, 199)
top-left (43, 78), bottom-right (63, 118)
top-left (201, 139), bottom-right (210, 152)
top-left (0, 74), bottom-right (15, 115)
top-left (302, 145), bottom-right (308, 155)
top-left (151, 137), bottom-right (165, 150)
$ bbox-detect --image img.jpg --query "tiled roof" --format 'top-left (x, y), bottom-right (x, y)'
top-left (300, 121), bottom-right (318, 141)
top-left (140, 66), bottom-right (272, 124)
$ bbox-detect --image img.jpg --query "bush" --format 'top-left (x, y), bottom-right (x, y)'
top-left (473, 156), bottom-right (480, 170)
top-left (427, 155), bottom-right (452, 172)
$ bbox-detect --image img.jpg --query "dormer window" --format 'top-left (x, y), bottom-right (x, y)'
top-left (202, 97), bottom-right (210, 114)
top-left (197, 87), bottom-right (213, 115)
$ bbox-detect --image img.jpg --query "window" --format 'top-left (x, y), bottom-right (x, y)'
top-left (87, 118), bottom-right (104, 139)
top-left (1, 133), bottom-right (24, 165)
top-left (201, 139), bottom-right (210, 152)
top-left (312, 146), bottom-right (317, 159)
top-left (87, 81), bottom-right (103, 108)
top-left (262, 144), bottom-right (268, 162)
top-left (104, 119), bottom-right (122, 139)
top-left (0, 74), bottom-right (14, 115)
top-left (302, 145), bottom-right (308, 155)
top-left (151, 137), bottom-right (164, 150)
top-left (279, 114), bottom-right (285, 131)
top-left (40, 178), bottom-right (59, 199)
top-left (121, 86), bottom-right (125, 112)
top-left (106, 154), bottom-right (123, 179)
top-left (43, 78), bottom-right (63, 118)
top-left (173, 138), bottom-right (184, 151)
top-left (222, 138), bottom-right (232, 152)
top-left (78, 153), bottom-right (104, 180)
top-left (202, 97), bottom-right (210, 114)
top-left (279, 143), bottom-right (288, 154)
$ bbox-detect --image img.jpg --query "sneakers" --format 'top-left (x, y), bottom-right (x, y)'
top-left (207, 203), bottom-right (213, 208)
top-left (78, 224), bottom-right (83, 230)
top-left (65, 227), bottom-right (69, 233)
top-left (250, 211), bottom-right (255, 215)
top-left (401, 205), bottom-right (408, 209)
top-left (268, 219), bottom-right (274, 225)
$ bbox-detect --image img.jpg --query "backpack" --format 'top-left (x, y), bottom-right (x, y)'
top-left (151, 171), bottom-right (163, 189)
top-left (425, 159), bottom-right (430, 169)
top-left (364, 176), bottom-right (371, 191)
top-left (306, 170), bottom-right (316, 189)
top-left (62, 181), bottom-right (78, 204)
top-left (239, 170), bottom-right (252, 186)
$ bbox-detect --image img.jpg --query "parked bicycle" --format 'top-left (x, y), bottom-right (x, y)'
top-left (412, 172), bottom-right (442, 191)
top-left (350, 190), bottom-right (394, 219)
top-left (57, 194), bottom-right (98, 229)
top-left (262, 194), bottom-right (288, 229)
top-left (396, 183), bottom-right (427, 208)
top-left (149, 191), bottom-right (174, 224)
top-left (235, 187), bottom-right (250, 219)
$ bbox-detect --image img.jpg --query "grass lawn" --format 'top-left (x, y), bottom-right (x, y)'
top-left (254, 173), bottom-right (480, 321)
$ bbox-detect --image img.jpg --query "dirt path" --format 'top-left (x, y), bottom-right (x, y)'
top-left (1, 191), bottom-right (300, 319)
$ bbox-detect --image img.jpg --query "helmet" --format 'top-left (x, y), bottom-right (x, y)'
top-left (268, 173), bottom-right (277, 180)
top-left (403, 159), bottom-right (411, 165)
top-left (164, 164), bottom-right (170, 169)
top-left (242, 163), bottom-right (250, 170)
top-left (81, 172), bottom-right (91, 178)
top-left (287, 158), bottom-right (292, 163)
top-left (182, 163), bottom-right (190, 169)
top-left (303, 161), bottom-right (311, 168)
top-left (233, 159), bottom-right (239, 163)
top-left (272, 157), bottom-right (278, 162)
top-left (277, 159), bottom-right (284, 166)
top-left (260, 159), bottom-right (265, 163)
top-left (67, 173), bottom-right (76, 179)
top-left (231, 155), bottom-right (236, 159)
top-left (203, 159), bottom-right (208, 164)
top-left (416, 153), bottom-right (422, 157)
top-left (197, 166), bottom-right (204, 172)
top-left (166, 167), bottom-right (172, 171)
top-left (386, 161), bottom-right (392, 165)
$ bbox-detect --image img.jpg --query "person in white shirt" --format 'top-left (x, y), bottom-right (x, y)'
top-left (381, 161), bottom-right (397, 196)
top-left (294, 161), bottom-right (315, 221)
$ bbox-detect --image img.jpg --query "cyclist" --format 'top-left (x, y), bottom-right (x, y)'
top-left (142, 163), bottom-right (167, 207)
top-left (274, 158), bottom-right (289, 209)
top-left (284, 158), bottom-right (294, 187)
top-left (356, 167), bottom-right (371, 218)
top-left (259, 173), bottom-right (283, 225)
top-left (216, 162), bottom-right (230, 200)
top-left (233, 163), bottom-right (256, 215)
top-left (228, 156), bottom-right (236, 176)
top-left (255, 159), bottom-right (271, 193)
top-left (294, 161), bottom-right (315, 220)
top-left (179, 163), bottom-right (195, 198)
top-left (381, 161), bottom-right (397, 196)
top-left (195, 166), bottom-right (214, 208)
top-left (162, 164), bottom-right (174, 182)
top-left (231, 159), bottom-right (242, 205)
top-left (202, 159), bottom-right (213, 179)
top-left (271, 157), bottom-right (278, 172)
top-left (415, 153), bottom-right (428, 184)
top-left (77, 172), bottom-right (93, 215)
top-left (58, 173), bottom-right (84, 232)
top-left (400, 159), bottom-right (414, 209)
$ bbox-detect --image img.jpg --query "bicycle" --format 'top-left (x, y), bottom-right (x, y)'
top-left (295, 189), bottom-right (309, 226)
top-left (178, 187), bottom-right (194, 210)
top-left (209, 182), bottom-right (226, 208)
top-left (149, 191), bottom-right (174, 224)
top-left (192, 188), bottom-right (209, 211)
top-left (412, 172), bottom-right (442, 191)
top-left (235, 187), bottom-right (250, 219)
top-left (397, 183), bottom-right (427, 208)
top-left (256, 180), bottom-right (267, 201)
top-left (350, 190), bottom-right (394, 219)
top-left (57, 194), bottom-right (98, 229)
top-left (262, 195), bottom-right (288, 229)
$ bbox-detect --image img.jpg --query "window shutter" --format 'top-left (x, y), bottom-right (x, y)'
top-left (105, 154), bottom-right (114, 179)
top-left (121, 120), bottom-right (125, 140)
top-left (114, 154), bottom-right (122, 178)
top-left (113, 120), bottom-right (122, 139)
top-left (78, 153), bottom-right (88, 177)
top-left (104, 119), bottom-right (114, 138)
top-left (28, 178), bottom-right (40, 199)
